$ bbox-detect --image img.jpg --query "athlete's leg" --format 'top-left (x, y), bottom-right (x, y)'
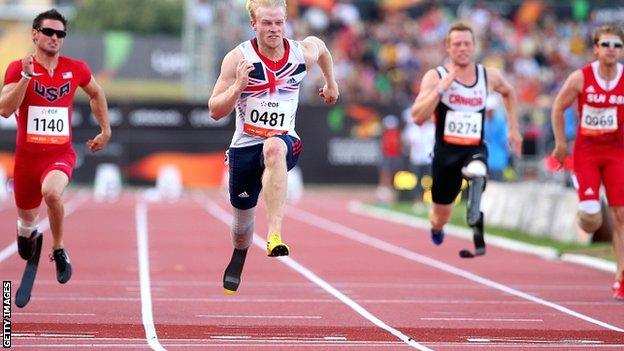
top-left (41, 170), bottom-right (69, 250)
top-left (430, 203), bottom-right (453, 231)
top-left (611, 207), bottom-right (624, 283)
top-left (14, 158), bottom-right (43, 260)
top-left (223, 207), bottom-right (255, 294)
top-left (577, 200), bottom-right (603, 233)
top-left (430, 149), bottom-right (463, 245)
top-left (461, 159), bottom-right (487, 226)
top-left (574, 148), bottom-right (602, 233)
top-left (602, 153), bottom-right (624, 287)
top-left (231, 207), bottom-right (255, 250)
top-left (458, 152), bottom-right (488, 258)
top-left (262, 137), bottom-right (288, 237)
top-left (16, 208), bottom-right (40, 260)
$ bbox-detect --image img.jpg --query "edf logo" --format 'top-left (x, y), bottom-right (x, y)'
top-left (34, 81), bottom-right (71, 102)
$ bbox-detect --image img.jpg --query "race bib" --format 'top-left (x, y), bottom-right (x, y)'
top-left (27, 106), bottom-right (69, 144)
top-left (580, 104), bottom-right (617, 136)
top-left (443, 110), bottom-right (482, 145)
top-left (243, 97), bottom-right (295, 138)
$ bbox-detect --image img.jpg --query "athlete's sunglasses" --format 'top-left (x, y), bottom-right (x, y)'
top-left (38, 27), bottom-right (67, 39)
top-left (598, 39), bottom-right (623, 49)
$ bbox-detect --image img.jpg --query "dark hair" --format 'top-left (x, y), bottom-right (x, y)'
top-left (592, 25), bottom-right (624, 45)
top-left (32, 9), bottom-right (67, 30)
top-left (446, 22), bottom-right (475, 43)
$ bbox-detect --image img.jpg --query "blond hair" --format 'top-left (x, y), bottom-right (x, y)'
top-left (592, 25), bottom-right (624, 45)
top-left (446, 22), bottom-right (475, 43)
top-left (246, 0), bottom-right (287, 20)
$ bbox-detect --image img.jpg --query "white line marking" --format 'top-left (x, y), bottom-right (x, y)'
top-left (467, 337), bottom-right (603, 344)
top-left (5, 342), bottom-right (409, 348)
top-left (287, 206), bottom-right (624, 333)
top-left (197, 314), bottom-right (322, 319)
top-left (25, 295), bottom-right (624, 306)
top-left (15, 312), bottom-right (96, 316)
top-left (349, 201), bottom-right (561, 260)
top-left (354, 202), bottom-right (618, 274)
top-left (211, 336), bottom-right (252, 339)
top-left (39, 333), bottom-right (95, 338)
top-left (421, 317), bottom-right (543, 322)
top-left (467, 338), bottom-right (491, 342)
top-left (0, 192), bottom-right (89, 263)
top-left (560, 253), bottom-right (616, 273)
top-left (200, 199), bottom-right (433, 351)
top-left (135, 202), bottom-right (166, 351)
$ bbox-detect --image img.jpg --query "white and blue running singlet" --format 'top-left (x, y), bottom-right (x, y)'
top-left (230, 38), bottom-right (307, 148)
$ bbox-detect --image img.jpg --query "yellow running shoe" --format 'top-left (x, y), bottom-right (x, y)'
top-left (267, 233), bottom-right (289, 257)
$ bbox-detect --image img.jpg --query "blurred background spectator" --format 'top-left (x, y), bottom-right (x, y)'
top-left (484, 94), bottom-right (510, 182)
top-left (0, 0), bottom-right (621, 187)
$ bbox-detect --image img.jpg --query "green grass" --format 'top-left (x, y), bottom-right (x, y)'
top-left (386, 201), bottom-right (615, 262)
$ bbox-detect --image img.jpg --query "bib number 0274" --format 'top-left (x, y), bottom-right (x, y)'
top-left (446, 121), bottom-right (478, 135)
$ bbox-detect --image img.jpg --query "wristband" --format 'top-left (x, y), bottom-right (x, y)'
top-left (436, 86), bottom-right (446, 96)
top-left (21, 71), bottom-right (33, 80)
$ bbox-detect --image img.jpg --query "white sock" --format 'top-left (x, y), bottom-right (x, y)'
top-left (17, 218), bottom-right (38, 238)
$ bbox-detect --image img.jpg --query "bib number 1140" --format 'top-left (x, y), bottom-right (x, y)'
top-left (32, 117), bottom-right (64, 133)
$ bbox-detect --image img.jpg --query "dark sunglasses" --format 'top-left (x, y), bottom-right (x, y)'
top-left (598, 40), bottom-right (623, 49)
top-left (38, 27), bottom-right (67, 39)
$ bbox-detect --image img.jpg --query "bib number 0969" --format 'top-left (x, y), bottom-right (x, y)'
top-left (583, 114), bottom-right (614, 127)
top-left (249, 109), bottom-right (285, 127)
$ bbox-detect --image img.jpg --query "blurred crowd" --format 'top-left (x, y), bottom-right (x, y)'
top-left (208, 0), bottom-right (617, 164)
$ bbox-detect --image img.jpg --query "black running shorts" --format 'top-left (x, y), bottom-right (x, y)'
top-left (431, 143), bottom-right (488, 205)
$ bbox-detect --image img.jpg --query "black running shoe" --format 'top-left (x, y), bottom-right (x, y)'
top-left (17, 230), bottom-right (40, 260)
top-left (50, 248), bottom-right (72, 284)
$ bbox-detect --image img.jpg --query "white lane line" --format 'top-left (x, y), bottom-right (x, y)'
top-left (39, 333), bottom-right (95, 338)
top-left (211, 336), bottom-right (252, 339)
top-left (287, 207), bottom-right (624, 333)
top-left (7, 342), bottom-right (409, 348)
top-left (200, 199), bottom-right (433, 351)
top-left (0, 191), bottom-right (89, 263)
top-left (25, 295), bottom-right (624, 306)
top-left (353, 202), bottom-right (618, 275)
top-left (197, 314), bottom-right (322, 319)
top-left (420, 317), bottom-right (543, 322)
top-left (15, 312), bottom-right (96, 316)
top-left (466, 337), bottom-right (603, 344)
top-left (135, 202), bottom-right (166, 351)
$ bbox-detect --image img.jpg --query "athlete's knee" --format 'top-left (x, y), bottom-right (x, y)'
top-left (263, 138), bottom-right (287, 166)
top-left (577, 200), bottom-right (603, 233)
top-left (232, 207), bottom-right (255, 250)
top-left (461, 160), bottom-right (487, 180)
top-left (17, 216), bottom-right (39, 237)
top-left (41, 188), bottom-right (63, 206)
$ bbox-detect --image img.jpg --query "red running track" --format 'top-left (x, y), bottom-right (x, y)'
top-left (0, 188), bottom-right (623, 350)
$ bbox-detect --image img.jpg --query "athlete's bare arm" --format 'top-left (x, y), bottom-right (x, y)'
top-left (411, 67), bottom-right (456, 125)
top-left (209, 49), bottom-right (254, 120)
top-left (487, 67), bottom-right (522, 157)
top-left (551, 70), bottom-right (583, 164)
top-left (81, 76), bottom-right (111, 152)
top-left (301, 36), bottom-right (339, 105)
top-left (0, 56), bottom-right (34, 118)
